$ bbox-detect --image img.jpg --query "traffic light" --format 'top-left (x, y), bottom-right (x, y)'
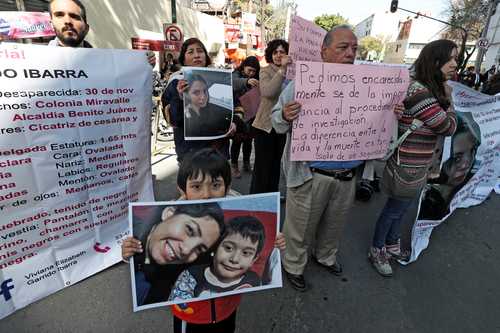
top-left (390, 0), bottom-right (398, 13)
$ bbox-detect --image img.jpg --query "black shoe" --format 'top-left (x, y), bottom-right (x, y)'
top-left (284, 271), bottom-right (307, 291)
top-left (312, 256), bottom-right (343, 276)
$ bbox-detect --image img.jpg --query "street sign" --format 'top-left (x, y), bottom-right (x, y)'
top-left (163, 23), bottom-right (183, 52)
top-left (477, 38), bottom-right (489, 49)
top-left (164, 24), bottom-right (183, 42)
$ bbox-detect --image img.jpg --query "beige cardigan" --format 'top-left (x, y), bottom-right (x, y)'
top-left (252, 64), bottom-right (285, 133)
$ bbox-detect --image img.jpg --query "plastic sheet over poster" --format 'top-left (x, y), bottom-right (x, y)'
top-left (408, 82), bottom-right (500, 263)
top-left (0, 43), bottom-right (154, 319)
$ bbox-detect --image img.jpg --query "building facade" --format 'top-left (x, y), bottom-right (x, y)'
top-left (354, 10), bottom-right (477, 66)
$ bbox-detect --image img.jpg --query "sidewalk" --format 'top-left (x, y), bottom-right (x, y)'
top-left (1, 151), bottom-right (499, 332)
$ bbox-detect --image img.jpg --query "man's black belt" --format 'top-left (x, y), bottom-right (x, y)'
top-left (310, 167), bottom-right (356, 181)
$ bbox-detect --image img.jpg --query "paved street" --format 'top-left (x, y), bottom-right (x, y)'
top-left (1, 150), bottom-right (499, 333)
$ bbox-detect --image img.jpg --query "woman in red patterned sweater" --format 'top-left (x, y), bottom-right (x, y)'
top-left (369, 39), bottom-right (458, 277)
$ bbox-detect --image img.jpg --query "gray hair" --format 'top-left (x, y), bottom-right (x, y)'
top-left (322, 24), bottom-right (354, 48)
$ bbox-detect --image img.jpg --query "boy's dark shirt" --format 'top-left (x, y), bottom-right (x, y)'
top-left (188, 265), bottom-right (261, 296)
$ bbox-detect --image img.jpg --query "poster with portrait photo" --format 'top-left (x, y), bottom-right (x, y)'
top-left (129, 193), bottom-right (281, 312)
top-left (183, 67), bottom-right (233, 140)
top-left (408, 82), bottom-right (500, 263)
top-left (416, 112), bottom-right (481, 222)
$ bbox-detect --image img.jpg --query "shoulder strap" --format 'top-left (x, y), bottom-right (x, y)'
top-left (395, 118), bottom-right (424, 164)
top-left (395, 119), bottom-right (424, 147)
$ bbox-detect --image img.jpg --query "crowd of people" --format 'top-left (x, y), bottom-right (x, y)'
top-left (8, 0), bottom-right (497, 332)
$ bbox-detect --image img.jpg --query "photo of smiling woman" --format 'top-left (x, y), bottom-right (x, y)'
top-left (130, 194), bottom-right (281, 311)
top-left (131, 202), bottom-right (225, 307)
top-left (183, 68), bottom-right (233, 140)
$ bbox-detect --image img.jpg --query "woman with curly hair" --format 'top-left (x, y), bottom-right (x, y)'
top-left (250, 39), bottom-right (290, 194)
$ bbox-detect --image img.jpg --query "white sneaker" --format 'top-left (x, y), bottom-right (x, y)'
top-left (368, 246), bottom-right (393, 277)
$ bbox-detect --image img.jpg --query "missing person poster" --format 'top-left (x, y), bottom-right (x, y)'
top-left (408, 82), bottom-right (500, 263)
top-left (182, 67), bottom-right (233, 140)
top-left (0, 43), bottom-right (154, 319)
top-left (129, 193), bottom-right (282, 312)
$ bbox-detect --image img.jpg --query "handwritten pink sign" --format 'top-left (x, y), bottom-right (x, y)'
top-left (291, 61), bottom-right (410, 161)
top-left (0, 12), bottom-right (55, 40)
top-left (286, 16), bottom-right (326, 80)
top-left (239, 87), bottom-right (261, 121)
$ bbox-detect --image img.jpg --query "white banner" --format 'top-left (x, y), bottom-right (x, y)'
top-left (408, 82), bottom-right (500, 262)
top-left (0, 43), bottom-right (154, 318)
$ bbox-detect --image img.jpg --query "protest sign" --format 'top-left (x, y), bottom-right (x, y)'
top-left (408, 82), bottom-right (500, 263)
top-left (130, 193), bottom-right (282, 312)
top-left (0, 43), bottom-right (154, 319)
top-left (131, 37), bottom-right (166, 51)
top-left (0, 12), bottom-right (55, 40)
top-left (286, 15), bottom-right (326, 80)
top-left (241, 13), bottom-right (257, 35)
top-left (183, 67), bottom-right (233, 141)
top-left (291, 61), bottom-right (409, 161)
top-left (239, 87), bottom-right (260, 121)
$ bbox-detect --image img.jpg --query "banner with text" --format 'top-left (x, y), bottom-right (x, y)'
top-left (0, 43), bottom-right (154, 319)
top-left (408, 82), bottom-right (500, 263)
top-left (0, 12), bottom-right (55, 40)
top-left (291, 61), bottom-right (409, 161)
top-left (286, 15), bottom-right (326, 80)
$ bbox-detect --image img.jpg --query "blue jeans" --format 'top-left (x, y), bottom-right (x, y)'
top-left (372, 197), bottom-right (413, 249)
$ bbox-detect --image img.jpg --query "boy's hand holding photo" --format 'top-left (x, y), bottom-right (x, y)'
top-left (274, 232), bottom-right (286, 251)
top-left (121, 236), bottom-right (142, 262)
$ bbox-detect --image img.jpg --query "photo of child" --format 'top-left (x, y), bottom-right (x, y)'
top-left (169, 216), bottom-right (265, 301)
top-left (129, 193), bottom-right (281, 311)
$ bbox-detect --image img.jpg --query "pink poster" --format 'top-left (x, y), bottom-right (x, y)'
top-left (0, 12), bottom-right (55, 39)
top-left (286, 15), bottom-right (326, 80)
top-left (239, 87), bottom-right (261, 121)
top-left (291, 61), bottom-right (410, 161)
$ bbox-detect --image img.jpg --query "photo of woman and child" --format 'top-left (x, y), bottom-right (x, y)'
top-left (183, 68), bottom-right (233, 140)
top-left (418, 114), bottom-right (481, 221)
top-left (129, 194), bottom-right (280, 311)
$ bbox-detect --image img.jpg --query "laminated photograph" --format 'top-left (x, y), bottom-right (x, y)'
top-left (182, 67), bottom-right (234, 140)
top-left (129, 193), bottom-right (282, 312)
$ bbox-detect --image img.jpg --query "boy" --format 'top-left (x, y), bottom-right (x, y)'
top-left (169, 216), bottom-right (266, 301)
top-left (122, 148), bottom-right (285, 333)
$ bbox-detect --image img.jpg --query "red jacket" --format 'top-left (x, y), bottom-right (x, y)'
top-left (170, 295), bottom-right (241, 324)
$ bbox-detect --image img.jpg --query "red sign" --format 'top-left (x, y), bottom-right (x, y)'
top-left (224, 24), bottom-right (240, 43)
top-left (0, 12), bottom-right (55, 39)
top-left (131, 38), bottom-right (165, 51)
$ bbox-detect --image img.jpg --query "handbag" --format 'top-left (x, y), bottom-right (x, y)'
top-left (381, 157), bottom-right (428, 200)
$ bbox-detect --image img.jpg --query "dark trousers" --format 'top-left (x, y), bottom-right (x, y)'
top-left (372, 197), bottom-right (413, 248)
top-left (173, 311), bottom-right (236, 333)
top-left (250, 128), bottom-right (286, 194)
top-left (230, 137), bottom-right (252, 165)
